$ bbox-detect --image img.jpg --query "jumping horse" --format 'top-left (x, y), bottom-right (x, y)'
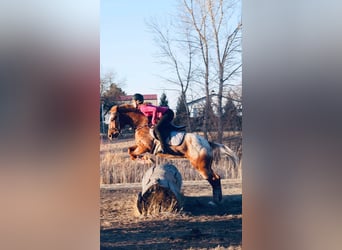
top-left (107, 104), bottom-right (239, 203)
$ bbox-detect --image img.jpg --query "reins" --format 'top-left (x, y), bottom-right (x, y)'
top-left (114, 104), bottom-right (150, 132)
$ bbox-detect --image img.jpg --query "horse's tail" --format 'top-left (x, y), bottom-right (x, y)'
top-left (209, 142), bottom-right (240, 168)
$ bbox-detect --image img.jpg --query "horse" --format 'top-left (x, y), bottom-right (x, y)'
top-left (107, 104), bottom-right (239, 203)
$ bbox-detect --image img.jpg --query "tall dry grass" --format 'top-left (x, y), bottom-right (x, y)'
top-left (100, 132), bottom-right (242, 184)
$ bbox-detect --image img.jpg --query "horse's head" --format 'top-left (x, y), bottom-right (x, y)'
top-left (107, 104), bottom-right (149, 140)
top-left (107, 106), bottom-right (121, 140)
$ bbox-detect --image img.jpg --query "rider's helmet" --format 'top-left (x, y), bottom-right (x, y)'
top-left (133, 93), bottom-right (144, 104)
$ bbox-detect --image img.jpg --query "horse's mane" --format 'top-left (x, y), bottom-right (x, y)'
top-left (109, 104), bottom-right (148, 124)
top-left (117, 104), bottom-right (138, 113)
top-left (114, 104), bottom-right (149, 126)
top-left (109, 104), bottom-right (138, 113)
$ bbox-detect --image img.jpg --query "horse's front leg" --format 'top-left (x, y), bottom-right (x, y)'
top-left (128, 144), bottom-right (148, 160)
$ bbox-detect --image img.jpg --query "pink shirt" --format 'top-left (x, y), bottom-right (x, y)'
top-left (138, 104), bottom-right (169, 125)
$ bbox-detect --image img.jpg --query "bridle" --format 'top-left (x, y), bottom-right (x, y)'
top-left (108, 111), bottom-right (121, 138)
top-left (108, 107), bottom-right (150, 140)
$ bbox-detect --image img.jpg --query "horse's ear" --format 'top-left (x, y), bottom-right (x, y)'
top-left (110, 105), bottom-right (118, 113)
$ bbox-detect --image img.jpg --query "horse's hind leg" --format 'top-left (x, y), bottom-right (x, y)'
top-left (207, 174), bottom-right (222, 203)
top-left (190, 155), bottom-right (222, 203)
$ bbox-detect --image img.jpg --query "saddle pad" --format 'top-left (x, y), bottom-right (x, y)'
top-left (149, 129), bottom-right (186, 146)
top-left (168, 131), bottom-right (186, 146)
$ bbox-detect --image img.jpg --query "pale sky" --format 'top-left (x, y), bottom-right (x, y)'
top-left (100, 0), bottom-right (180, 109)
top-left (101, 0), bottom-right (241, 109)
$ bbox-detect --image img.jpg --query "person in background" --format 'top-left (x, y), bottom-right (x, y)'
top-left (132, 93), bottom-right (174, 154)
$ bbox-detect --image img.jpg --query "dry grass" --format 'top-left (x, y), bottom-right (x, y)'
top-left (100, 132), bottom-right (242, 184)
top-left (99, 138), bottom-right (149, 184)
top-left (137, 185), bottom-right (181, 216)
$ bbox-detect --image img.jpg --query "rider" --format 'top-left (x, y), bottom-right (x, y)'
top-left (132, 93), bottom-right (174, 154)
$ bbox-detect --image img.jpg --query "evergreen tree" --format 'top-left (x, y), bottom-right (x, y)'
top-left (222, 99), bottom-right (241, 131)
top-left (174, 95), bottom-right (188, 126)
top-left (159, 92), bottom-right (169, 107)
top-left (100, 81), bottom-right (126, 134)
top-left (101, 83), bottom-right (126, 111)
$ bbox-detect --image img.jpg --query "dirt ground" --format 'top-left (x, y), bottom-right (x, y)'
top-left (100, 179), bottom-right (242, 250)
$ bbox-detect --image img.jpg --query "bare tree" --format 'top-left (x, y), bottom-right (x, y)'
top-left (207, 0), bottom-right (242, 142)
top-left (100, 71), bottom-right (126, 110)
top-left (182, 0), bottom-right (241, 141)
top-left (100, 71), bottom-right (126, 133)
top-left (147, 19), bottom-right (195, 130)
top-left (148, 0), bottom-right (241, 140)
top-left (182, 0), bottom-right (211, 139)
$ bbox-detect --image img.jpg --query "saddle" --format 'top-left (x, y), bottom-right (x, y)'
top-left (169, 123), bottom-right (186, 131)
top-left (149, 124), bottom-right (186, 154)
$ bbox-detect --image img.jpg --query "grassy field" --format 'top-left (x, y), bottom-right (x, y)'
top-left (100, 132), bottom-right (242, 184)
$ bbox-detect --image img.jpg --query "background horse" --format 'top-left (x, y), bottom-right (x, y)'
top-left (107, 104), bottom-right (239, 203)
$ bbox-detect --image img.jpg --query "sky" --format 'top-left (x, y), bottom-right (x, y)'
top-left (100, 0), bottom-right (180, 109)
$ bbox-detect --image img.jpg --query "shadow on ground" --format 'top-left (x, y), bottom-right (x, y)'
top-left (100, 194), bottom-right (242, 250)
top-left (182, 194), bottom-right (242, 216)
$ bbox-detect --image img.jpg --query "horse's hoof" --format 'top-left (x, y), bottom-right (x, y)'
top-left (213, 189), bottom-right (222, 203)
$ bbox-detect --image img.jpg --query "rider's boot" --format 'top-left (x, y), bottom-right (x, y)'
top-left (159, 137), bottom-right (173, 154)
top-left (155, 129), bottom-right (172, 154)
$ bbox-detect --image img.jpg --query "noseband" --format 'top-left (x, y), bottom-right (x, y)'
top-left (109, 112), bottom-right (121, 134)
